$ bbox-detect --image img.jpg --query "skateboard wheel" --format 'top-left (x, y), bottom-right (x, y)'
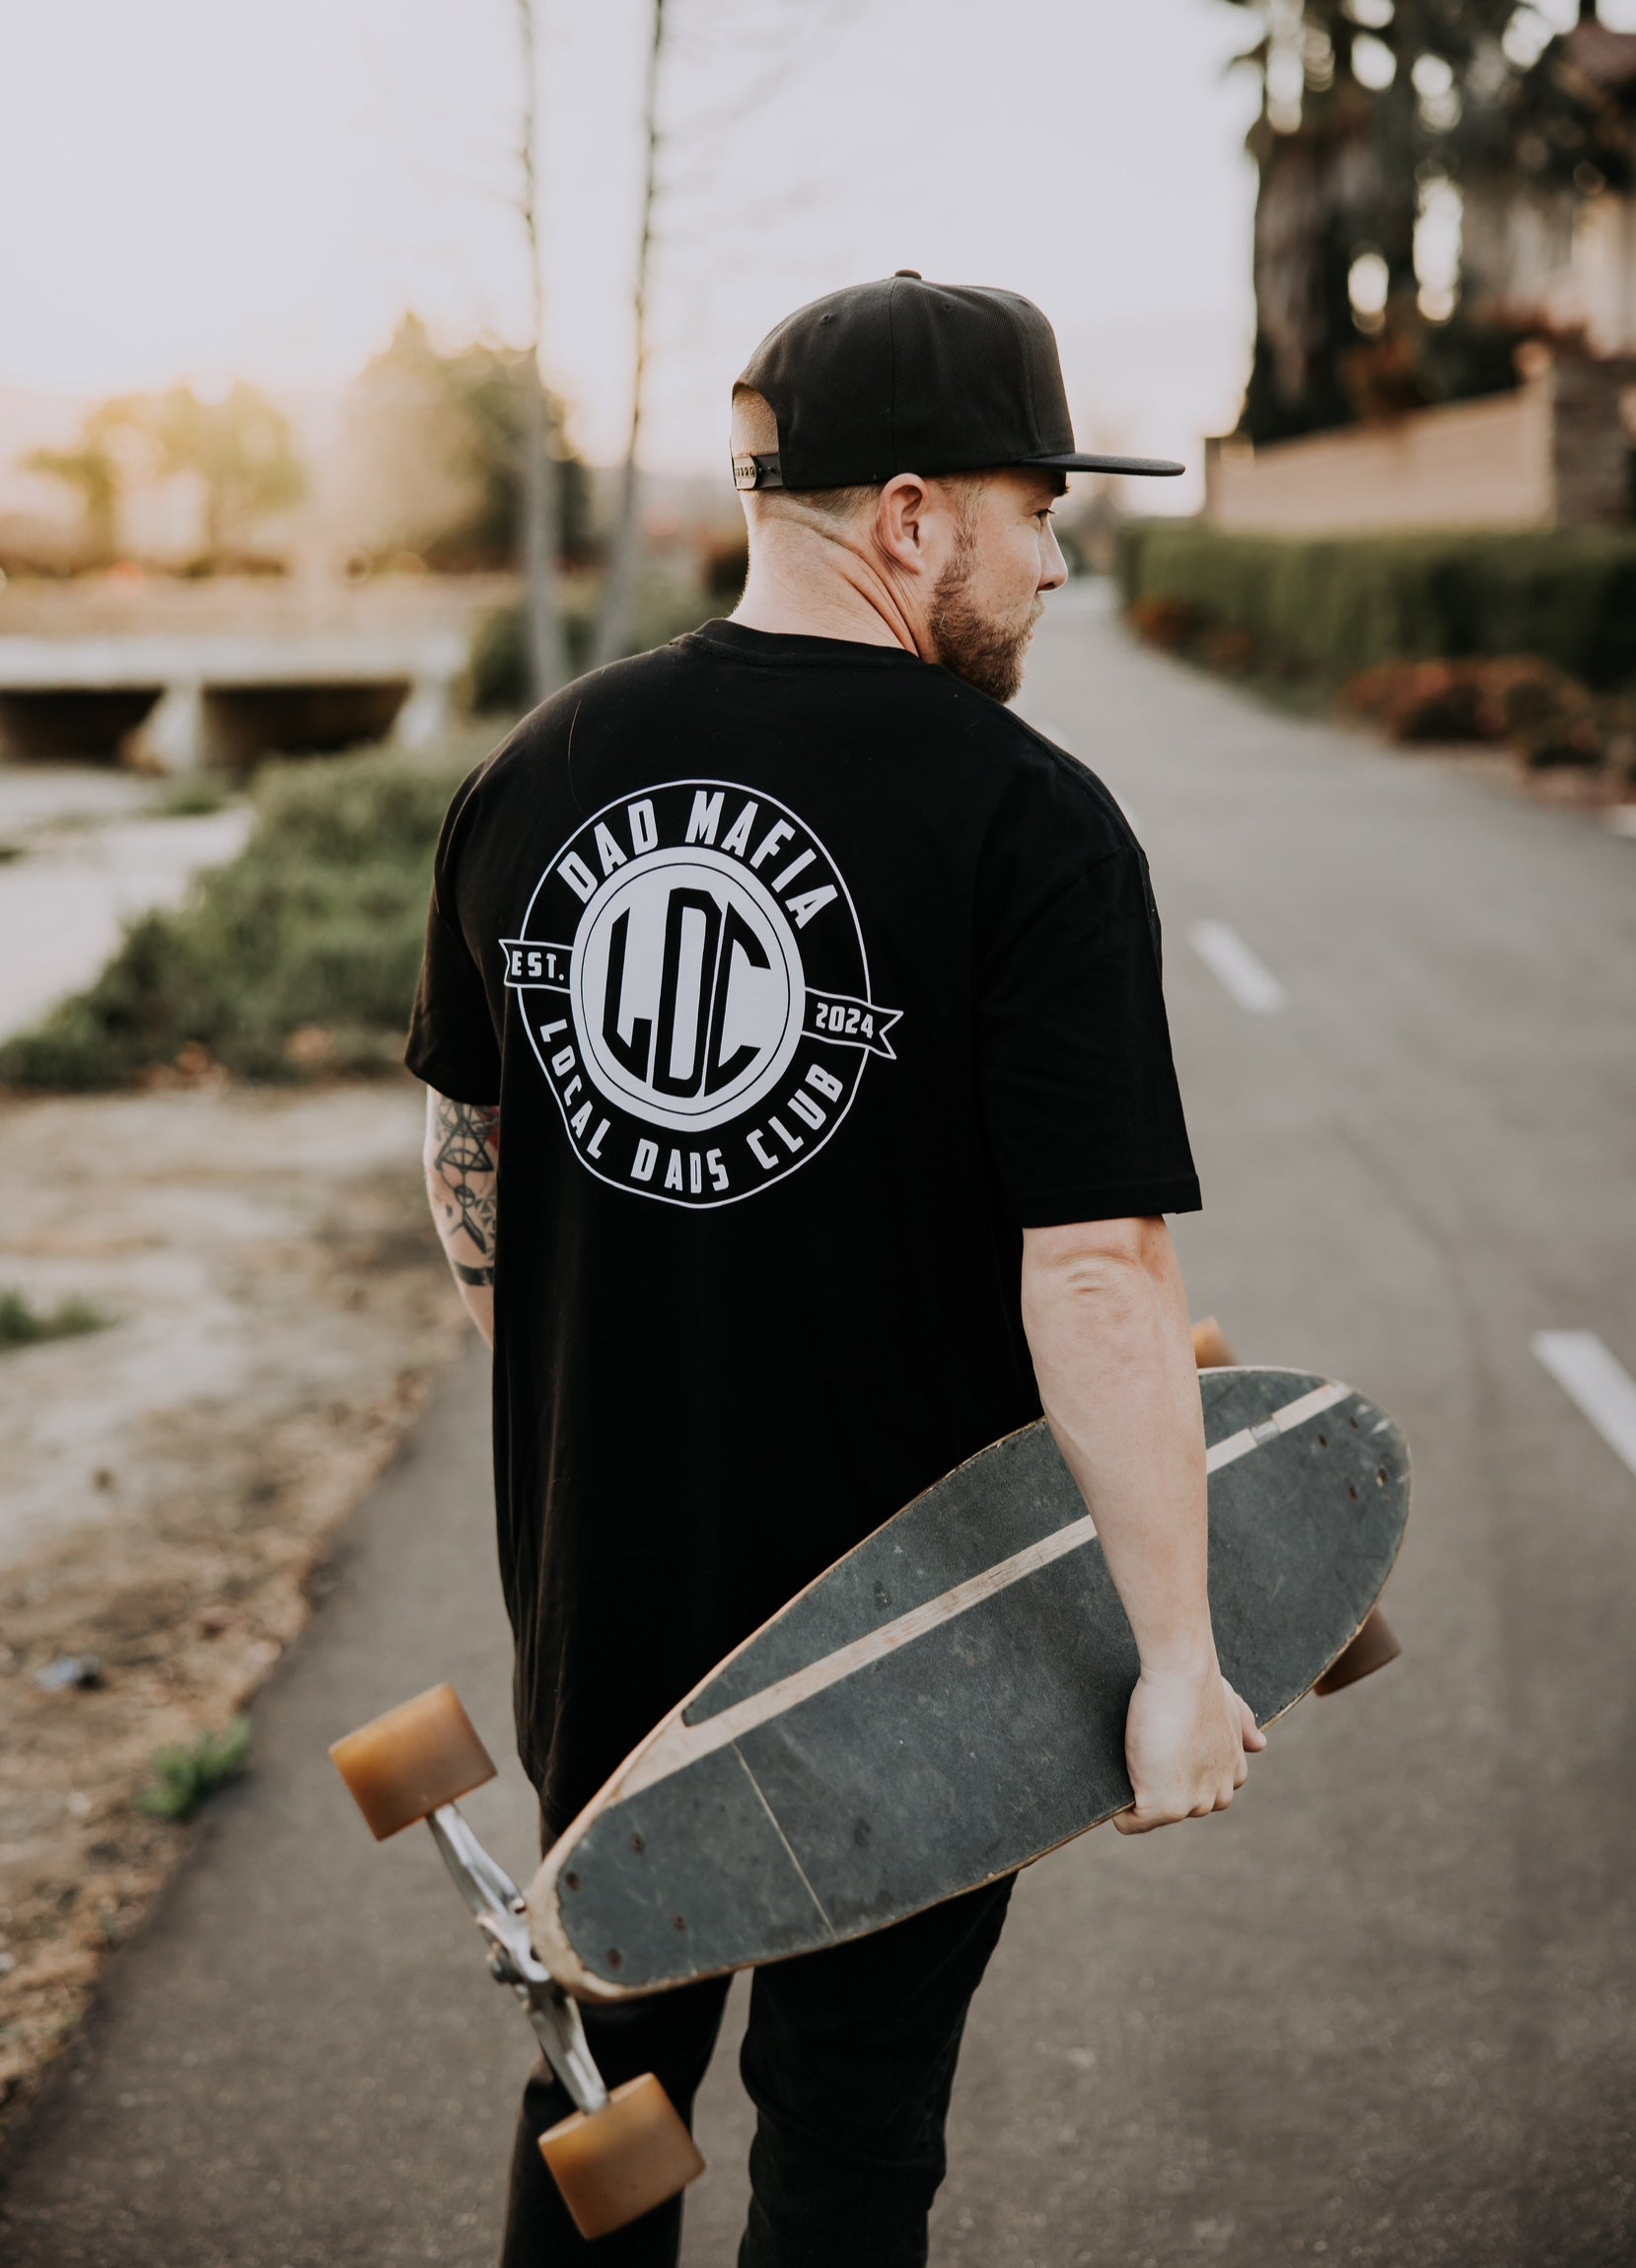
top-left (328, 1684), bottom-right (496, 1840)
top-left (539, 2073), bottom-right (705, 2239)
top-left (1314, 1606), bottom-right (1402, 1696)
top-left (1191, 1316), bottom-right (1240, 1370)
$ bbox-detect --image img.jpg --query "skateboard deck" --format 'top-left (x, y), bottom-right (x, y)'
top-left (528, 1364), bottom-right (1410, 2001)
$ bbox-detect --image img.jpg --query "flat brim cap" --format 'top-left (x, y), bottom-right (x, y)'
top-left (738, 275), bottom-right (1182, 488)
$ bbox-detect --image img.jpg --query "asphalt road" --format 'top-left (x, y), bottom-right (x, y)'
top-left (4, 588), bottom-right (1634, 2266)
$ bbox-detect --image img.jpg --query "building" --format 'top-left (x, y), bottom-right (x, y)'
top-left (1462, 23), bottom-right (1636, 360)
top-left (1209, 21), bottom-right (1636, 536)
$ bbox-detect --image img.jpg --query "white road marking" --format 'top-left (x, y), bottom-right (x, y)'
top-left (1188, 920), bottom-right (1289, 1015)
top-left (1532, 1331), bottom-right (1636, 1480)
top-left (614, 1381), bottom-right (1349, 1798)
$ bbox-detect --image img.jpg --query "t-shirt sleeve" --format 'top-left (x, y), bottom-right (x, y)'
top-left (975, 847), bottom-right (1200, 1227)
top-left (404, 778), bottom-right (502, 1106)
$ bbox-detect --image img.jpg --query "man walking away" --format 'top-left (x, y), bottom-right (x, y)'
top-left (410, 272), bottom-right (1262, 2266)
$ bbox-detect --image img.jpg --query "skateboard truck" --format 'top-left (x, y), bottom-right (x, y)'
top-left (329, 1685), bottom-right (703, 2239)
top-left (425, 1800), bottom-right (607, 2113)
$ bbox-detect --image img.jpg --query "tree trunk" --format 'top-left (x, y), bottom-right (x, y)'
top-left (516, 0), bottom-right (568, 704)
top-left (591, 0), bottom-right (667, 672)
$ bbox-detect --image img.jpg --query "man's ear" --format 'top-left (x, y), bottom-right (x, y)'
top-left (873, 473), bottom-right (933, 575)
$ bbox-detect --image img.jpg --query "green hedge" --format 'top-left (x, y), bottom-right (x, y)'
top-left (1115, 522), bottom-right (1636, 689)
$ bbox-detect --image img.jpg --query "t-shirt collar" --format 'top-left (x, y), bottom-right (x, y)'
top-left (684, 618), bottom-right (927, 670)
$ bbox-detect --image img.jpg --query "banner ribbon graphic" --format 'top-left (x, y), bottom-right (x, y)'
top-left (803, 989), bottom-right (902, 1060)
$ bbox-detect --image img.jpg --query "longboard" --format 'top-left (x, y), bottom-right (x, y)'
top-left (527, 1361), bottom-right (1410, 2002)
top-left (330, 1325), bottom-right (1407, 2235)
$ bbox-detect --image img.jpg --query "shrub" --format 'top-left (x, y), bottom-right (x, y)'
top-left (1115, 523), bottom-right (1636, 690)
top-left (138, 1718), bottom-right (251, 1821)
top-left (0, 1289), bottom-right (109, 1352)
top-left (155, 776), bottom-right (234, 817)
top-left (468, 602), bottom-right (531, 716)
top-left (0, 743), bottom-right (477, 1091)
top-left (469, 571), bottom-right (713, 718)
top-left (1124, 594), bottom-right (1207, 653)
top-left (1347, 658), bottom-right (1501, 742)
top-left (1343, 654), bottom-right (1626, 766)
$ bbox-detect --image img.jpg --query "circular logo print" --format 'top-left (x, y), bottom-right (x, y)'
top-left (571, 847), bottom-right (804, 1134)
top-left (501, 780), bottom-right (900, 1207)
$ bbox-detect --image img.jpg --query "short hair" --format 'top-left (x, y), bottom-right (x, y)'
top-left (728, 388), bottom-right (1038, 534)
top-left (731, 386), bottom-right (881, 524)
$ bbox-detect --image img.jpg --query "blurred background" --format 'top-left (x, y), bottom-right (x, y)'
top-left (0, 5), bottom-right (1634, 2265)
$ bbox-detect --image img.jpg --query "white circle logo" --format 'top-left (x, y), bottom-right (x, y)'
top-left (571, 848), bottom-right (804, 1134)
top-left (502, 780), bottom-right (902, 1208)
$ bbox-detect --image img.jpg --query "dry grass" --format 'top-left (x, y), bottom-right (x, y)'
top-left (0, 1080), bottom-right (466, 2153)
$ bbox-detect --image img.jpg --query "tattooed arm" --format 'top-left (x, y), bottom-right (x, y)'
top-left (424, 1089), bottom-right (500, 1347)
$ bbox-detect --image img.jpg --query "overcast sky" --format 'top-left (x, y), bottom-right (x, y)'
top-left (0, 0), bottom-right (1618, 502)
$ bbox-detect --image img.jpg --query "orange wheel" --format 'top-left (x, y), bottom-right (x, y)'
top-left (1191, 1316), bottom-right (1240, 1370)
top-left (539, 2073), bottom-right (705, 2239)
top-left (1314, 1606), bottom-right (1403, 1696)
top-left (328, 1684), bottom-right (496, 1840)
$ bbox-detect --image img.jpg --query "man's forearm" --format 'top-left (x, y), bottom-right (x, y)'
top-left (1021, 1212), bottom-right (1260, 1835)
top-left (424, 1089), bottom-right (499, 1348)
top-left (1020, 1216), bottom-right (1211, 1672)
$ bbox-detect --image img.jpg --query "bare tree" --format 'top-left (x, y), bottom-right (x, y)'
top-left (591, 0), bottom-right (670, 672)
top-left (516, 0), bottom-right (569, 702)
top-left (25, 415), bottom-right (124, 564)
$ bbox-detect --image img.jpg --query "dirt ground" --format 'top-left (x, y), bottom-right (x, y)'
top-left (0, 1075), bottom-right (467, 2152)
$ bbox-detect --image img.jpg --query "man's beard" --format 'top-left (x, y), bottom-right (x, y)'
top-left (928, 554), bottom-right (1042, 704)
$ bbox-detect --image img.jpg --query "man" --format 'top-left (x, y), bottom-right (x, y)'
top-left (409, 273), bottom-right (1262, 2267)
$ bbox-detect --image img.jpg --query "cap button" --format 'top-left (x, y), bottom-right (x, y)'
top-left (893, 268), bottom-right (922, 280)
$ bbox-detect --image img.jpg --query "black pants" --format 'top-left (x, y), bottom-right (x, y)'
top-left (500, 1877), bottom-right (1013, 2267)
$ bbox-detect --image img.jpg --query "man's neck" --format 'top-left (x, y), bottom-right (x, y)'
top-left (729, 527), bottom-right (922, 656)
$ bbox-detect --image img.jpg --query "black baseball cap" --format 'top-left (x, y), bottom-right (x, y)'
top-left (733, 271), bottom-right (1182, 492)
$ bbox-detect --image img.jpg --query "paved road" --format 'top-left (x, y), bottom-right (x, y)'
top-left (4, 590), bottom-right (1634, 2265)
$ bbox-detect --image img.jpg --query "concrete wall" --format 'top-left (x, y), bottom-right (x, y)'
top-left (1206, 386), bottom-right (1555, 535)
top-left (1205, 352), bottom-right (1636, 535)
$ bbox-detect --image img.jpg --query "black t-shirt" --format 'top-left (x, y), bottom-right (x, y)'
top-left (407, 620), bottom-right (1199, 1831)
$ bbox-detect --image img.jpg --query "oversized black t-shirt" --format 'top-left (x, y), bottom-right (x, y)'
top-left (407, 620), bottom-right (1199, 1832)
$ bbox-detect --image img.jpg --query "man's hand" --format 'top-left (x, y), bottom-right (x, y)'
top-left (1114, 1662), bottom-right (1267, 1836)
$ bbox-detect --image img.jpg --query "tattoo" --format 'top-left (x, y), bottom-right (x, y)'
top-left (453, 1260), bottom-right (495, 1287)
top-left (431, 1096), bottom-right (500, 1257)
